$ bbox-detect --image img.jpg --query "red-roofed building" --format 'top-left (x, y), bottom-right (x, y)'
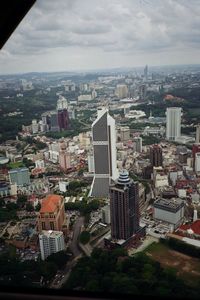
top-left (37, 194), bottom-right (65, 232)
top-left (177, 220), bottom-right (200, 239)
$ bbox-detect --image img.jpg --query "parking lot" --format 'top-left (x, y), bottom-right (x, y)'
top-left (16, 248), bottom-right (40, 261)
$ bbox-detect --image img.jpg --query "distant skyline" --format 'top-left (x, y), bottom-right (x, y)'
top-left (0, 0), bottom-right (200, 74)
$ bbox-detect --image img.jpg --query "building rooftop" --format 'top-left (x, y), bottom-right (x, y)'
top-left (8, 167), bottom-right (29, 173)
top-left (40, 194), bottom-right (63, 213)
top-left (179, 220), bottom-right (200, 236)
top-left (154, 198), bottom-right (183, 210)
top-left (40, 230), bottom-right (63, 238)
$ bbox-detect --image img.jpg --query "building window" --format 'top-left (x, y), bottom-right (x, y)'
top-left (50, 222), bottom-right (54, 230)
top-left (42, 222), bottom-right (46, 230)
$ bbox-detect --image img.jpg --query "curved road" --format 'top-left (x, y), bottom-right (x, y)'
top-left (69, 216), bottom-right (84, 257)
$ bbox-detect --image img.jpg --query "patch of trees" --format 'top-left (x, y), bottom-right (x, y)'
top-left (79, 231), bottom-right (90, 244)
top-left (160, 237), bottom-right (200, 258)
top-left (65, 180), bottom-right (88, 196)
top-left (46, 250), bottom-right (69, 269)
top-left (64, 248), bottom-right (199, 297)
top-left (65, 199), bottom-right (101, 216)
top-left (141, 134), bottom-right (161, 145)
top-left (0, 201), bottom-right (18, 222)
top-left (0, 249), bottom-right (73, 288)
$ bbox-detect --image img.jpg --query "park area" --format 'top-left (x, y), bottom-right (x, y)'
top-left (144, 242), bottom-right (200, 287)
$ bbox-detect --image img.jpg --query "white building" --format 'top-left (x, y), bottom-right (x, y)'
top-left (125, 110), bottom-right (146, 119)
top-left (115, 84), bottom-right (128, 99)
top-left (166, 107), bottom-right (182, 141)
top-left (59, 181), bottom-right (69, 193)
top-left (78, 94), bottom-right (92, 102)
top-left (119, 126), bottom-right (130, 142)
top-left (153, 198), bottom-right (184, 229)
top-left (35, 159), bottom-right (45, 169)
top-left (88, 151), bottom-right (94, 173)
top-left (32, 119), bottom-right (39, 134)
top-left (195, 152), bottom-right (200, 173)
top-left (39, 230), bottom-right (65, 260)
top-left (57, 95), bottom-right (68, 110)
top-left (101, 205), bottom-right (110, 224)
top-left (153, 167), bottom-right (168, 188)
top-left (89, 107), bottom-right (118, 197)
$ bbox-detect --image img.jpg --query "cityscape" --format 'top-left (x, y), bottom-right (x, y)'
top-left (1, 0), bottom-right (200, 298)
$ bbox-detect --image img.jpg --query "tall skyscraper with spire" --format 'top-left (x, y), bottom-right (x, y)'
top-left (110, 170), bottom-right (139, 240)
top-left (196, 124), bottom-right (200, 144)
top-left (57, 95), bottom-right (70, 131)
top-left (89, 107), bottom-right (118, 198)
top-left (144, 64), bottom-right (148, 81)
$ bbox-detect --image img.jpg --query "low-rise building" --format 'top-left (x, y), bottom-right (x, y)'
top-left (153, 198), bottom-right (184, 229)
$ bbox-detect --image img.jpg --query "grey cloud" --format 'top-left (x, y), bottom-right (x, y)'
top-left (1, 0), bottom-right (200, 73)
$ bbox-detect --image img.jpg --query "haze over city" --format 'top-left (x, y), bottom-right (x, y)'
top-left (1, 0), bottom-right (200, 74)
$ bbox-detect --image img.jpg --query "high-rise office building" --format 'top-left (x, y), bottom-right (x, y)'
top-left (196, 124), bottom-right (200, 143)
top-left (119, 126), bottom-right (130, 142)
top-left (144, 64), bottom-right (148, 81)
top-left (59, 151), bottom-right (71, 171)
top-left (57, 96), bottom-right (70, 131)
top-left (110, 170), bottom-right (139, 240)
top-left (50, 111), bottom-right (59, 132)
top-left (115, 84), bottom-right (128, 99)
top-left (8, 167), bottom-right (30, 186)
top-left (39, 230), bottom-right (65, 260)
top-left (192, 143), bottom-right (200, 169)
top-left (139, 84), bottom-right (147, 100)
top-left (195, 153), bottom-right (200, 173)
top-left (37, 195), bottom-right (65, 232)
top-left (133, 137), bottom-right (142, 153)
top-left (89, 108), bottom-right (118, 198)
top-left (166, 107), bottom-right (182, 140)
top-left (150, 144), bottom-right (163, 167)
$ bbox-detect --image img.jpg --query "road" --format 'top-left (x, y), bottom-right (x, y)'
top-left (69, 216), bottom-right (84, 257)
top-left (50, 216), bottom-right (85, 289)
top-left (50, 254), bottom-right (82, 289)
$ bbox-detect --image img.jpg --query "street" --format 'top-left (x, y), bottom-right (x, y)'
top-left (50, 216), bottom-right (85, 289)
top-left (69, 216), bottom-right (84, 257)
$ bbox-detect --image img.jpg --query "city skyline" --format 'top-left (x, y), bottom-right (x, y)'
top-left (1, 0), bottom-right (200, 74)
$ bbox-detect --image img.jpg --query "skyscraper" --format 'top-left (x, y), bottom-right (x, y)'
top-left (166, 107), bottom-right (182, 140)
top-left (144, 64), bottom-right (148, 81)
top-left (59, 151), bottom-right (71, 171)
top-left (196, 124), bottom-right (200, 143)
top-left (89, 107), bottom-right (118, 198)
top-left (115, 84), bottom-right (128, 99)
top-left (133, 136), bottom-right (142, 153)
top-left (150, 144), bottom-right (163, 167)
top-left (195, 153), bottom-right (200, 173)
top-left (57, 95), bottom-right (70, 131)
top-left (110, 170), bottom-right (139, 240)
top-left (39, 230), bottom-right (65, 260)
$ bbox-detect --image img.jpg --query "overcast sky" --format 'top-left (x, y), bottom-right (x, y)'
top-left (0, 0), bottom-right (200, 74)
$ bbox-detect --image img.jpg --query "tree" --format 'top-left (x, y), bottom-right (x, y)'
top-left (17, 195), bottom-right (27, 206)
top-left (79, 231), bottom-right (90, 244)
top-left (25, 202), bottom-right (34, 212)
top-left (47, 251), bottom-right (69, 269)
top-left (35, 202), bottom-right (41, 211)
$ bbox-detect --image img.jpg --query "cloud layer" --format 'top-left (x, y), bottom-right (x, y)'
top-left (0, 0), bottom-right (200, 73)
